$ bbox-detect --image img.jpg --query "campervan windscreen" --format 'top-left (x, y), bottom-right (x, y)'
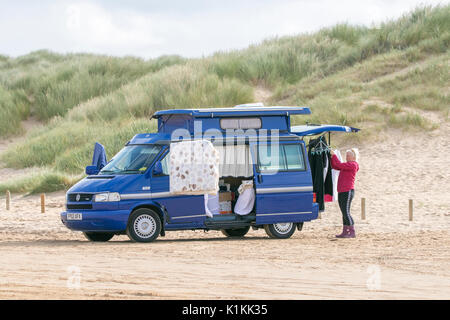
top-left (99, 145), bottom-right (161, 175)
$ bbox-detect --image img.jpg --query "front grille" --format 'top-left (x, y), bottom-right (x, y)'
top-left (68, 193), bottom-right (93, 202)
top-left (67, 204), bottom-right (93, 210)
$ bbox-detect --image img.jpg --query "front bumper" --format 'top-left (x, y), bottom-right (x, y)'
top-left (61, 210), bottom-right (130, 232)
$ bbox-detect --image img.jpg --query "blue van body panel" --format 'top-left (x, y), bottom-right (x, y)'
top-left (198, 116), bottom-right (290, 132)
top-left (61, 210), bottom-right (129, 232)
top-left (250, 140), bottom-right (315, 225)
top-left (154, 107), bottom-right (311, 135)
top-left (119, 195), bottom-right (207, 228)
top-left (67, 174), bottom-right (151, 195)
top-left (157, 115), bottom-right (291, 134)
top-left (61, 106), bottom-right (358, 234)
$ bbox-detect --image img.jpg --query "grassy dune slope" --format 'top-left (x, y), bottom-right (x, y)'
top-left (0, 52), bottom-right (185, 136)
top-left (0, 5), bottom-right (448, 193)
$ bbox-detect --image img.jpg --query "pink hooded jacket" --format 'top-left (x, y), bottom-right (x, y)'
top-left (331, 154), bottom-right (359, 193)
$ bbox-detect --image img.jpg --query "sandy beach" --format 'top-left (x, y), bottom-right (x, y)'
top-left (0, 120), bottom-right (449, 299)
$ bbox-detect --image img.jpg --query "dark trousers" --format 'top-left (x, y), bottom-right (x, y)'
top-left (338, 189), bottom-right (355, 226)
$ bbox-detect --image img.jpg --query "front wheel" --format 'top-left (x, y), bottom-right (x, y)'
top-left (83, 232), bottom-right (114, 242)
top-left (221, 226), bottom-right (250, 238)
top-left (264, 222), bottom-right (295, 239)
top-left (126, 208), bottom-right (161, 243)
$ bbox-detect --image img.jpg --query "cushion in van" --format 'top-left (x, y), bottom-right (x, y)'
top-left (170, 140), bottom-right (219, 195)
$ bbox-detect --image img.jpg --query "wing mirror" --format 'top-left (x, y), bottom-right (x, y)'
top-left (85, 165), bottom-right (100, 175)
top-left (153, 161), bottom-right (163, 176)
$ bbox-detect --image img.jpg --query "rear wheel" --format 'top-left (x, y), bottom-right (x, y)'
top-left (126, 208), bottom-right (161, 243)
top-left (264, 222), bottom-right (295, 239)
top-left (83, 232), bottom-right (114, 242)
top-left (221, 226), bottom-right (250, 238)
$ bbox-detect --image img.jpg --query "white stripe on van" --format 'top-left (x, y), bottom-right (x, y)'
top-left (120, 192), bottom-right (198, 200)
top-left (171, 214), bottom-right (207, 220)
top-left (256, 186), bottom-right (313, 194)
top-left (257, 212), bottom-right (312, 216)
top-left (121, 186), bottom-right (313, 200)
top-left (120, 193), bottom-right (152, 200)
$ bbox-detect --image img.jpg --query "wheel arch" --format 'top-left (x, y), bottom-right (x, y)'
top-left (128, 202), bottom-right (166, 236)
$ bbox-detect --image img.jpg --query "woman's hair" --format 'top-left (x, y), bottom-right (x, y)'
top-left (346, 148), bottom-right (359, 162)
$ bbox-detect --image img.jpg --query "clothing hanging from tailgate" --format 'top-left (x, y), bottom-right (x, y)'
top-left (307, 135), bottom-right (333, 211)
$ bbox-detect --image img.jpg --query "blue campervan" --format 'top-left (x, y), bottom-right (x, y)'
top-left (61, 106), bottom-right (359, 242)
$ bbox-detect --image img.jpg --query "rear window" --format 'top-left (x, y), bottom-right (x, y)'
top-left (220, 118), bottom-right (261, 130)
top-left (256, 144), bottom-right (305, 172)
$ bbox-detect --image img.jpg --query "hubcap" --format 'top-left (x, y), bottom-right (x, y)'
top-left (273, 222), bottom-right (293, 235)
top-left (134, 214), bottom-right (156, 238)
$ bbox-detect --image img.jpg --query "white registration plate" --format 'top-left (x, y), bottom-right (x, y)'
top-left (67, 213), bottom-right (82, 220)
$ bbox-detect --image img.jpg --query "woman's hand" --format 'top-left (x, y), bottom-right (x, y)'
top-left (330, 149), bottom-right (335, 156)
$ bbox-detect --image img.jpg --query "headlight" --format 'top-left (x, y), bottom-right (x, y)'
top-left (94, 192), bottom-right (121, 202)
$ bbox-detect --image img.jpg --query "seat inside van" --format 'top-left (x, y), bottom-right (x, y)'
top-left (214, 144), bottom-right (255, 217)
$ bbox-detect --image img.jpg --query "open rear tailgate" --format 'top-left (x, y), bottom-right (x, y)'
top-left (291, 124), bottom-right (360, 136)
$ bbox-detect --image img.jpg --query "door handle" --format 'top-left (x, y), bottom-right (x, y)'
top-left (257, 174), bottom-right (263, 183)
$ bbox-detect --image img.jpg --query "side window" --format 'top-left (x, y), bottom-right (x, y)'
top-left (257, 144), bottom-right (305, 172)
top-left (284, 144), bottom-right (305, 170)
top-left (257, 144), bottom-right (286, 172)
top-left (160, 152), bottom-right (170, 175)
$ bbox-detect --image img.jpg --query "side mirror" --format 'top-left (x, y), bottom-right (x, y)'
top-left (86, 165), bottom-right (99, 175)
top-left (153, 161), bottom-right (163, 176)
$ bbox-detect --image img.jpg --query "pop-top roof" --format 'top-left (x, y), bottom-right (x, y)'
top-left (152, 106), bottom-right (311, 118)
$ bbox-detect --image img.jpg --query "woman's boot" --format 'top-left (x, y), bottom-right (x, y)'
top-left (336, 225), bottom-right (355, 238)
top-left (336, 226), bottom-right (347, 238)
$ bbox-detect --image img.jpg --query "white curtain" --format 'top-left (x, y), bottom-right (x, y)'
top-left (215, 144), bottom-right (254, 177)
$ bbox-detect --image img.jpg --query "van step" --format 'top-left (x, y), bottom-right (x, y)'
top-left (205, 213), bottom-right (255, 229)
top-left (206, 214), bottom-right (255, 222)
top-left (207, 214), bottom-right (236, 222)
top-left (204, 221), bottom-right (252, 229)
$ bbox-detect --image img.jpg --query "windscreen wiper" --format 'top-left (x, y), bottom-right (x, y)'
top-left (99, 169), bottom-right (141, 174)
top-left (120, 169), bottom-right (142, 174)
top-left (99, 170), bottom-right (119, 174)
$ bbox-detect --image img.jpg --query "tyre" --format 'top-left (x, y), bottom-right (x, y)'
top-left (126, 208), bottom-right (161, 243)
top-left (264, 222), bottom-right (295, 239)
top-left (83, 232), bottom-right (114, 242)
top-left (221, 226), bottom-right (250, 238)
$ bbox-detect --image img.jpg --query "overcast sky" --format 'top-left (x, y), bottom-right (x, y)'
top-left (0, 0), bottom-right (446, 59)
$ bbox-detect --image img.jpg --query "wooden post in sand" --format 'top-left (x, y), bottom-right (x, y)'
top-left (40, 194), bottom-right (45, 213)
top-left (409, 199), bottom-right (413, 221)
top-left (5, 190), bottom-right (10, 211)
top-left (361, 198), bottom-right (366, 220)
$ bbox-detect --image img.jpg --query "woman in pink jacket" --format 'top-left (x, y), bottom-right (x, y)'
top-left (330, 148), bottom-right (359, 238)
